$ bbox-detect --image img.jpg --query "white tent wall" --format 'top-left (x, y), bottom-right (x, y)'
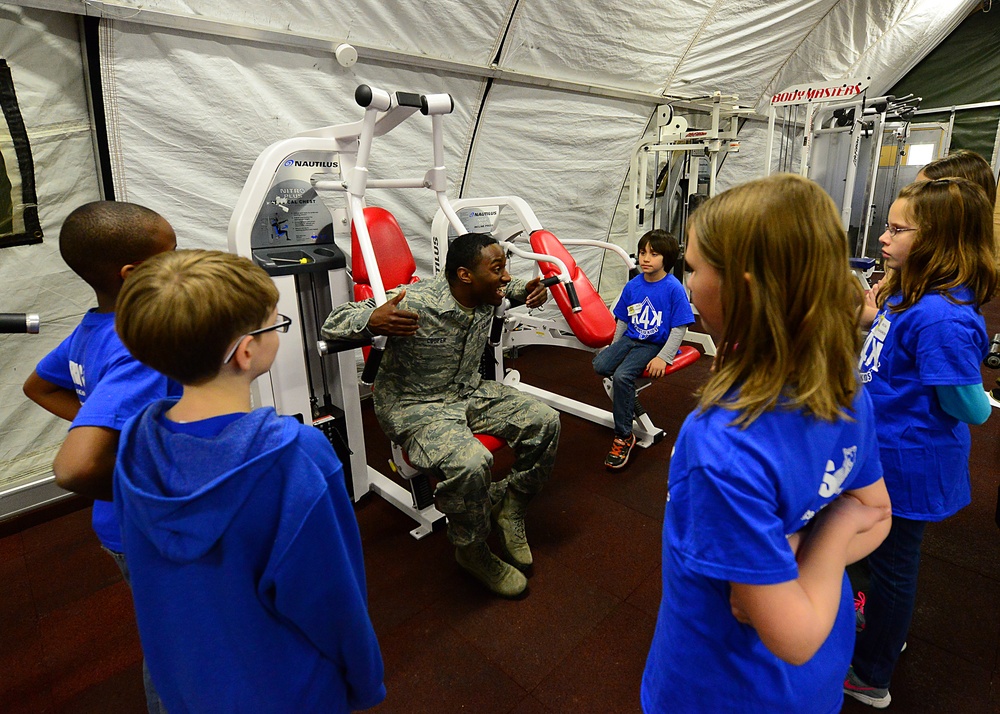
top-left (499, 1), bottom-right (701, 94)
top-left (88, 0), bottom-right (514, 67)
top-left (463, 85), bottom-right (649, 284)
top-left (0, 6), bottom-right (102, 512)
top-left (0, 0), bottom-right (982, 516)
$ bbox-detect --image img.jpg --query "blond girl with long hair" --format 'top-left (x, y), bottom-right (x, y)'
top-left (641, 174), bottom-right (891, 713)
top-left (847, 177), bottom-right (998, 708)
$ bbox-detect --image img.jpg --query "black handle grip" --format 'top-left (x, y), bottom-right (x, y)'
top-left (395, 91), bottom-right (422, 108)
top-left (565, 282), bottom-right (582, 313)
top-left (0, 313), bottom-right (39, 333)
top-left (540, 276), bottom-right (561, 288)
top-left (361, 347), bottom-right (384, 386)
top-left (869, 98), bottom-right (889, 114)
top-left (489, 315), bottom-right (504, 346)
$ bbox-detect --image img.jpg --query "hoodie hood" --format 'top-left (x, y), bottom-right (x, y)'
top-left (116, 402), bottom-right (295, 563)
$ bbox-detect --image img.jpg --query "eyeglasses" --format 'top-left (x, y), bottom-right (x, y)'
top-left (222, 313), bottom-right (292, 364)
top-left (883, 224), bottom-right (918, 237)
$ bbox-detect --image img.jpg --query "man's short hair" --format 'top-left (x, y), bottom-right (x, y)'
top-left (59, 201), bottom-right (167, 292)
top-left (637, 229), bottom-right (680, 267)
top-left (445, 232), bottom-right (498, 281)
top-left (116, 249), bottom-right (279, 385)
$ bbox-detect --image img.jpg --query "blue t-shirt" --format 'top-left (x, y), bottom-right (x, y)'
top-left (35, 309), bottom-right (181, 551)
top-left (641, 389), bottom-right (883, 714)
top-left (613, 273), bottom-right (694, 344)
top-left (858, 288), bottom-right (987, 520)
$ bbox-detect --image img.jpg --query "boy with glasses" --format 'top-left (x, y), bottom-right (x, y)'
top-left (113, 249), bottom-right (385, 713)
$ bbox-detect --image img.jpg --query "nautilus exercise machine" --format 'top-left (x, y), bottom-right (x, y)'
top-left (229, 85), bottom-right (583, 538)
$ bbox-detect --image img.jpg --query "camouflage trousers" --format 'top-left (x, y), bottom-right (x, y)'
top-left (375, 380), bottom-right (560, 546)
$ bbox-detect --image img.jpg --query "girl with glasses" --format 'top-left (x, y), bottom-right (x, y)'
top-left (848, 177), bottom-right (999, 707)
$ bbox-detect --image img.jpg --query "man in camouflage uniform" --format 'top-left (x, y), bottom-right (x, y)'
top-left (322, 233), bottom-right (560, 597)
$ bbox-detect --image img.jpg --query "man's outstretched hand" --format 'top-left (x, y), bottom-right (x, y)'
top-left (367, 290), bottom-right (420, 336)
top-left (524, 277), bottom-right (549, 309)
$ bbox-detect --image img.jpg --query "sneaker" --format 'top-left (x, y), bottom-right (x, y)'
top-left (455, 542), bottom-right (527, 598)
top-left (605, 433), bottom-right (637, 470)
top-left (854, 590), bottom-right (906, 652)
top-left (844, 666), bottom-right (891, 708)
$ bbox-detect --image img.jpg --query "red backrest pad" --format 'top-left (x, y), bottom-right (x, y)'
top-left (351, 206), bottom-right (418, 292)
top-left (528, 230), bottom-right (616, 349)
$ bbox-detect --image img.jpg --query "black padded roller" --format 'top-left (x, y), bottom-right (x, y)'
top-left (355, 84), bottom-right (373, 107)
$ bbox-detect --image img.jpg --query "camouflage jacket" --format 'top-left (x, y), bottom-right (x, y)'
top-left (320, 273), bottom-right (530, 403)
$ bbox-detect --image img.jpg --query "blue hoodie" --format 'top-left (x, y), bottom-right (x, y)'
top-left (114, 402), bottom-right (385, 713)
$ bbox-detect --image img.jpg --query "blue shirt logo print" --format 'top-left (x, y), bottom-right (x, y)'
top-left (631, 297), bottom-right (662, 340)
top-left (858, 317), bottom-right (887, 383)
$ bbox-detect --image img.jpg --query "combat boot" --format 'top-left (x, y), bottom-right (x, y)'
top-left (455, 541), bottom-right (527, 598)
top-left (492, 488), bottom-right (533, 570)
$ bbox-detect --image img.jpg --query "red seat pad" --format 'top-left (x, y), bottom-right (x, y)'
top-left (474, 433), bottom-right (506, 453)
top-left (528, 230), bottom-right (616, 349)
top-left (641, 345), bottom-right (701, 378)
top-left (399, 433), bottom-right (507, 469)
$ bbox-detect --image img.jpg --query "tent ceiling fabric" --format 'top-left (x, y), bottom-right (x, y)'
top-left (53, 0), bottom-right (979, 109)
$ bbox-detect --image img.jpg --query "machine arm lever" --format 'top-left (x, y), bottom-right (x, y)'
top-left (0, 313), bottom-right (39, 333)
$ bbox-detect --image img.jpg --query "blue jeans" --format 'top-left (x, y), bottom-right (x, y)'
top-left (104, 548), bottom-right (170, 714)
top-left (851, 516), bottom-right (927, 688)
top-left (593, 336), bottom-right (662, 438)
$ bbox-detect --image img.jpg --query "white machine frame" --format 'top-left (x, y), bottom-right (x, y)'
top-left (229, 87), bottom-right (461, 538)
top-left (628, 93), bottom-right (750, 247)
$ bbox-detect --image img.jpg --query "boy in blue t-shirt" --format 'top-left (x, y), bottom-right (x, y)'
top-left (112, 249), bottom-right (385, 713)
top-left (22, 200), bottom-right (179, 713)
top-left (593, 229), bottom-right (694, 469)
